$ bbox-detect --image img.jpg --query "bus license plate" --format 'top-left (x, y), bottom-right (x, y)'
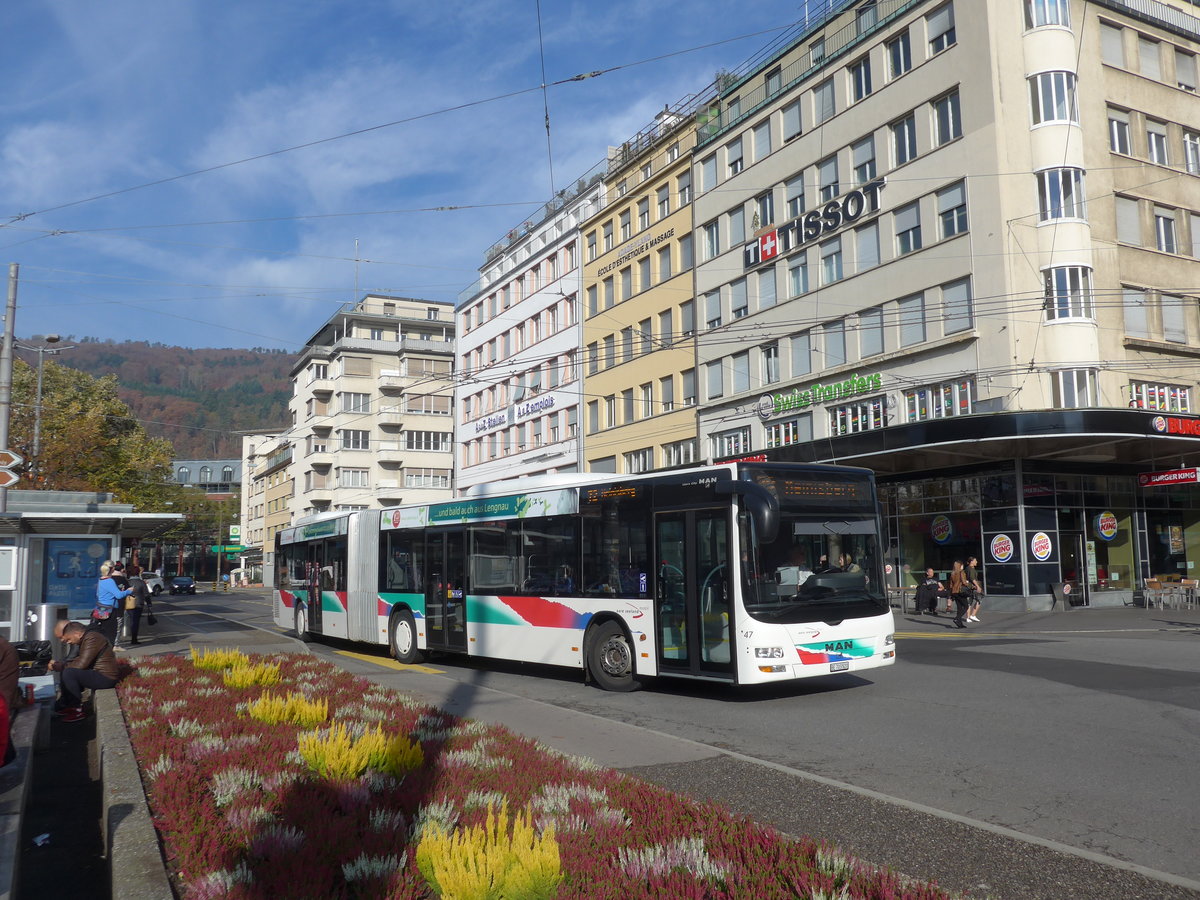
top-left (830, 661), bottom-right (850, 672)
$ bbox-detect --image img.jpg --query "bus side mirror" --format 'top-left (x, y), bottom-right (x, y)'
top-left (717, 480), bottom-right (780, 544)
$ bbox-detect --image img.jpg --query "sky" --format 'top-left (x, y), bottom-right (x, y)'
top-left (0, 0), bottom-right (822, 351)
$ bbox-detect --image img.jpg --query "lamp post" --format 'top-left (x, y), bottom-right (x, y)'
top-left (15, 334), bottom-right (74, 484)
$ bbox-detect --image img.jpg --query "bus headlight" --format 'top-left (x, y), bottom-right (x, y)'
top-left (884, 633), bottom-right (895, 645)
top-left (754, 647), bottom-right (785, 658)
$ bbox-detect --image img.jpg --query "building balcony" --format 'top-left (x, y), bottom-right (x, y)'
top-left (376, 441), bottom-right (406, 463)
top-left (306, 377), bottom-right (333, 395)
top-left (378, 406), bottom-right (406, 427)
top-left (305, 448), bottom-right (333, 466)
top-left (304, 486), bottom-right (333, 504)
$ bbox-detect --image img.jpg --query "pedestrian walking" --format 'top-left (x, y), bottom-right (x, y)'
top-left (89, 562), bottom-right (131, 645)
top-left (949, 560), bottom-right (971, 628)
top-left (123, 575), bottom-right (151, 645)
top-left (965, 555), bottom-right (983, 622)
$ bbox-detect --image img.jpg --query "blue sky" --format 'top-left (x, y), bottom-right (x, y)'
top-left (0, 0), bottom-right (814, 350)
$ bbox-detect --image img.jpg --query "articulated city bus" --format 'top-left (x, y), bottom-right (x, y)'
top-left (273, 461), bottom-right (896, 691)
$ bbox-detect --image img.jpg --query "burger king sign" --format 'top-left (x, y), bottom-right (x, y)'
top-left (1093, 510), bottom-right (1118, 542)
top-left (931, 514), bottom-right (953, 544)
top-left (990, 533), bottom-right (1014, 563)
top-left (1030, 531), bottom-right (1053, 561)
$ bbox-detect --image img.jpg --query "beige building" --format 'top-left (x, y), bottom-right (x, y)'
top-left (241, 430), bottom-right (292, 580)
top-left (580, 110), bottom-right (703, 473)
top-left (288, 294), bottom-right (456, 516)
top-left (685, 0), bottom-right (1200, 607)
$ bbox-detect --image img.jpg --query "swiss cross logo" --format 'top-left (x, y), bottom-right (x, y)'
top-left (759, 230), bottom-right (779, 261)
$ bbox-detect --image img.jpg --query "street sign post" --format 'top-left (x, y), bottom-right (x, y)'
top-left (0, 449), bottom-right (22, 489)
top-left (210, 545), bottom-right (247, 553)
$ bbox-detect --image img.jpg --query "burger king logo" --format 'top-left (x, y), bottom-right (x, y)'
top-left (1152, 416), bottom-right (1168, 433)
top-left (391, 509), bottom-right (402, 528)
top-left (1030, 531), bottom-right (1053, 561)
top-left (990, 534), bottom-right (1014, 563)
top-left (931, 515), bottom-right (953, 544)
top-left (1094, 511), bottom-right (1118, 542)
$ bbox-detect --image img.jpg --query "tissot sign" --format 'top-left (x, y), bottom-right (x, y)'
top-left (744, 179), bottom-right (885, 270)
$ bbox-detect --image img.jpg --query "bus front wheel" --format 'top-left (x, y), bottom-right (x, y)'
top-left (390, 609), bottom-right (424, 664)
top-left (294, 606), bottom-right (312, 643)
top-left (587, 621), bottom-right (640, 692)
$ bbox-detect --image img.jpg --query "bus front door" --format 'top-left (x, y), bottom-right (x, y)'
top-left (654, 510), bottom-right (734, 680)
top-left (305, 546), bottom-right (324, 634)
top-left (425, 529), bottom-right (468, 652)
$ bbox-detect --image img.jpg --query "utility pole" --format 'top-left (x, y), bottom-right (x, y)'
top-left (0, 264), bottom-right (19, 513)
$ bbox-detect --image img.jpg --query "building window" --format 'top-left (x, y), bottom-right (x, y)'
top-left (1029, 71), bottom-right (1078, 125)
top-left (310, 363), bottom-right (328, 381)
top-left (810, 38), bottom-right (826, 65)
top-left (894, 202), bottom-right (922, 255)
top-left (1043, 266), bottom-right (1094, 320)
top-left (340, 429), bottom-right (370, 450)
top-left (701, 155), bottom-right (717, 193)
top-left (703, 220), bottom-right (720, 260)
top-left (786, 175), bottom-right (805, 218)
top-left (586, 232), bottom-right (597, 261)
top-left (898, 293), bottom-right (926, 346)
top-left (730, 279), bottom-right (748, 319)
top-left (814, 78), bottom-right (835, 124)
top-left (1100, 22), bottom-right (1124, 67)
top-left (818, 155), bottom-right (839, 202)
top-left (222, 465), bottom-right (233, 481)
top-left (753, 119), bottom-right (771, 162)
top-left (1025, 0), bottom-right (1070, 28)
top-left (1162, 293), bottom-right (1187, 342)
top-left (658, 245), bottom-right (672, 282)
top-left (829, 397), bottom-right (886, 435)
top-left (761, 343), bottom-right (780, 384)
top-left (659, 374), bottom-right (675, 412)
top-left (789, 257), bottom-right (809, 297)
top-left (405, 468), bottom-right (450, 488)
top-left (682, 368), bottom-right (697, 406)
top-left (791, 332), bottom-right (812, 377)
top-left (638, 256), bottom-right (651, 292)
top-left (678, 170), bottom-right (692, 206)
top-left (624, 448), bottom-right (653, 475)
top-left (731, 352), bottom-right (751, 394)
top-left (176, 466), bottom-right (190, 482)
top-left (1130, 381), bottom-right (1191, 412)
top-left (927, 4), bottom-right (956, 53)
top-left (820, 237), bottom-right (843, 285)
top-left (1185, 132), bottom-right (1200, 175)
top-left (638, 198), bottom-right (650, 230)
top-left (937, 181), bottom-right (968, 238)
top-left (603, 222), bottom-right (613, 251)
top-left (783, 100), bottom-right (802, 141)
top-left (765, 66), bottom-right (782, 95)
top-left (1177, 49), bottom-right (1198, 92)
top-left (679, 234), bottom-right (693, 270)
top-left (622, 388), bottom-right (635, 423)
top-left (406, 430), bottom-right (452, 451)
top-left (755, 191), bottom-right (774, 228)
top-left (1147, 120), bottom-right (1169, 165)
top-left (712, 427), bottom-right (752, 459)
top-left (621, 327), bottom-right (634, 363)
top-left (1052, 369), bottom-right (1097, 408)
top-left (1115, 195), bottom-right (1141, 244)
top-left (758, 267), bottom-right (777, 309)
top-left (339, 468), bottom-right (369, 488)
top-left (587, 401), bottom-right (599, 433)
top-left (1037, 167), bottom-right (1086, 220)
top-left (942, 278), bottom-right (973, 333)
top-left (657, 185), bottom-right (670, 219)
top-left (933, 91), bottom-right (961, 145)
top-left (856, 221), bottom-right (880, 272)
top-left (681, 300), bottom-right (695, 335)
top-left (705, 291), bottom-right (722, 329)
top-left (1123, 287), bottom-right (1148, 337)
top-left (766, 414), bottom-right (812, 448)
top-left (1108, 108), bottom-right (1131, 154)
top-left (706, 360), bottom-right (723, 400)
top-left (620, 210), bottom-right (631, 242)
top-left (852, 136), bottom-right (876, 184)
top-left (892, 114), bottom-right (917, 166)
top-left (822, 320), bottom-right (846, 367)
top-left (727, 137), bottom-right (744, 176)
top-left (664, 438), bottom-right (698, 466)
top-left (887, 32), bottom-right (912, 79)
top-left (857, 0), bottom-right (879, 31)
top-left (727, 206), bottom-right (745, 245)
top-left (904, 380), bottom-right (974, 421)
top-left (1139, 37), bottom-right (1161, 80)
top-left (341, 392), bottom-right (370, 413)
top-left (1155, 207), bottom-right (1177, 253)
top-left (850, 57), bottom-right (872, 102)
top-left (860, 306), bottom-right (884, 357)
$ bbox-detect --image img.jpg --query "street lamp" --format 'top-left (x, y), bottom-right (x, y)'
top-left (16, 334), bottom-right (74, 483)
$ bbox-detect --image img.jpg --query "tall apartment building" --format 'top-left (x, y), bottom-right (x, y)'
top-left (580, 110), bottom-right (703, 473)
top-left (455, 180), bottom-right (602, 491)
top-left (289, 294), bottom-right (456, 515)
top-left (241, 430), bottom-right (292, 582)
top-left (682, 0), bottom-right (1200, 608)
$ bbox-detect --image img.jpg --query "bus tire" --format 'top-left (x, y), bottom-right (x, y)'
top-left (389, 609), bottom-right (424, 664)
top-left (294, 605), bottom-right (312, 643)
top-left (587, 621), bottom-right (640, 692)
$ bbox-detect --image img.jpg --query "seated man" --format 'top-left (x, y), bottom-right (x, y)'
top-left (914, 567), bottom-right (945, 615)
top-left (47, 622), bottom-right (119, 723)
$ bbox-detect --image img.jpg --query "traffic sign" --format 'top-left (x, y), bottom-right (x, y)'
top-left (0, 449), bottom-right (23, 469)
top-left (0, 469), bottom-right (18, 489)
top-left (210, 545), bottom-right (247, 553)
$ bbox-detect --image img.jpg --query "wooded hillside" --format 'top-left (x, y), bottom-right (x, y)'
top-left (19, 339), bottom-right (296, 458)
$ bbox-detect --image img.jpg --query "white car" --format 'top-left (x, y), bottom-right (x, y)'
top-left (142, 574), bottom-right (165, 595)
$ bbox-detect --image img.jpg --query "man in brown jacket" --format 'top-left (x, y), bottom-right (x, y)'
top-left (47, 622), bottom-right (119, 723)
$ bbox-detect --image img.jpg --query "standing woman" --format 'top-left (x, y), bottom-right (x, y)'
top-left (123, 575), bottom-right (150, 645)
top-left (948, 560), bottom-right (970, 629)
top-left (91, 562), bottom-right (131, 645)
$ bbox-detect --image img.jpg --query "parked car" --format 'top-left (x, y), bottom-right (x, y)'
top-left (143, 574), bottom-right (165, 595)
top-left (169, 576), bottom-right (196, 595)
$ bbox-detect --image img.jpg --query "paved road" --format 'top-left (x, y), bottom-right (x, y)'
top-left (133, 590), bottom-right (1200, 899)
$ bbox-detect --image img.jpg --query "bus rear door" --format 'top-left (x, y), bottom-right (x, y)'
top-left (425, 529), bottom-right (468, 653)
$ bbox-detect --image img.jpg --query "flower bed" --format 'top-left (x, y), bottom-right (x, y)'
top-left (119, 651), bottom-right (952, 899)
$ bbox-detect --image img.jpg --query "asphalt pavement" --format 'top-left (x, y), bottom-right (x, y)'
top-left (37, 589), bottom-right (1200, 900)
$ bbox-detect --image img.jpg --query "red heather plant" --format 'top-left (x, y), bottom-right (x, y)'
top-left (119, 653), bottom-right (952, 900)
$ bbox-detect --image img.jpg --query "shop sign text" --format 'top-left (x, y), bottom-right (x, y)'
top-left (1150, 415), bottom-right (1200, 436)
top-left (1138, 467), bottom-right (1199, 487)
top-left (757, 372), bottom-right (883, 420)
top-left (1030, 531), bottom-right (1053, 561)
top-left (931, 515), bottom-right (953, 545)
top-left (743, 179), bottom-right (885, 270)
top-left (990, 534), bottom-right (1014, 563)
top-left (1093, 511), bottom-right (1118, 542)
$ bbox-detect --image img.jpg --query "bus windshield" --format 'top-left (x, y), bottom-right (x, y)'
top-left (743, 513), bottom-right (886, 623)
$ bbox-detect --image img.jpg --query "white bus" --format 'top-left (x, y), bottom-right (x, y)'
top-left (274, 461), bottom-right (896, 691)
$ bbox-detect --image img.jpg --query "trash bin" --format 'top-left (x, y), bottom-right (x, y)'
top-left (26, 603), bottom-right (70, 642)
top-left (1051, 582), bottom-right (1085, 608)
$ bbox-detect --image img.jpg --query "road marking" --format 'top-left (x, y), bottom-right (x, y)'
top-left (897, 627), bottom-right (1195, 639)
top-left (333, 649), bottom-right (443, 674)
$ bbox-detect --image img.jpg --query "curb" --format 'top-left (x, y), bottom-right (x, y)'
top-left (96, 690), bottom-right (174, 900)
top-left (0, 703), bottom-right (49, 900)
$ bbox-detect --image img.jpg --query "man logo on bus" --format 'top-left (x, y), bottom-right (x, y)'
top-left (931, 515), bottom-right (953, 544)
top-left (1030, 531), bottom-right (1053, 561)
top-left (990, 534), bottom-right (1014, 563)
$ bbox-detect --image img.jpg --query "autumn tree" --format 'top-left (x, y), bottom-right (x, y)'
top-left (9, 358), bottom-right (184, 508)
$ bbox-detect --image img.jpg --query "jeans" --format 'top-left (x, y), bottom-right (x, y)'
top-left (123, 608), bottom-right (142, 642)
top-left (60, 668), bottom-right (117, 708)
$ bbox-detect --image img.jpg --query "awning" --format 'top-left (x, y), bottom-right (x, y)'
top-left (0, 512), bottom-right (184, 538)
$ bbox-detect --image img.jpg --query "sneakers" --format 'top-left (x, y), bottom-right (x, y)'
top-left (968, 615), bottom-right (979, 622)
top-left (59, 707), bottom-right (86, 723)
top-left (954, 620), bottom-right (967, 629)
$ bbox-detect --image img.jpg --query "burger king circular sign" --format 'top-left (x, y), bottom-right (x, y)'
top-left (1030, 531), bottom-right (1053, 561)
top-left (1093, 510), bottom-right (1118, 542)
top-left (931, 514), bottom-right (953, 544)
top-left (990, 533), bottom-right (1014, 563)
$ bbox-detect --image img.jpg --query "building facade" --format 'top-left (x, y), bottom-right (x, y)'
top-left (241, 430), bottom-right (292, 582)
top-left (288, 294), bottom-right (456, 516)
top-left (172, 458), bottom-right (241, 497)
top-left (580, 110), bottom-right (703, 473)
top-left (684, 0), bottom-right (1200, 608)
top-left (455, 180), bottom-right (602, 492)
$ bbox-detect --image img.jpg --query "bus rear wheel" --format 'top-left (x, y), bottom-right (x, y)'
top-left (294, 606), bottom-right (312, 643)
top-left (587, 621), bottom-right (640, 692)
top-left (390, 609), bottom-right (424, 664)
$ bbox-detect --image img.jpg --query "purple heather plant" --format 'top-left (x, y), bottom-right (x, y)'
top-left (119, 652), bottom-right (952, 900)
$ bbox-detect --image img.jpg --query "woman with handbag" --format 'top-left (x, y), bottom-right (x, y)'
top-left (91, 562), bottom-right (132, 645)
top-left (123, 576), bottom-right (151, 645)
top-left (948, 560), bottom-right (971, 629)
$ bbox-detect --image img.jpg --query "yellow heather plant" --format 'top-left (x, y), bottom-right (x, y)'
top-left (298, 723), bottom-right (425, 780)
top-left (190, 646), bottom-right (250, 671)
top-left (416, 800), bottom-right (561, 900)
top-left (223, 662), bottom-right (282, 689)
top-left (246, 692), bottom-right (329, 728)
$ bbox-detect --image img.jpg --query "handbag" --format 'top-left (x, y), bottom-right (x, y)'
top-left (91, 606), bottom-right (113, 621)
top-left (125, 595), bottom-right (138, 610)
top-left (146, 610), bottom-right (157, 626)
